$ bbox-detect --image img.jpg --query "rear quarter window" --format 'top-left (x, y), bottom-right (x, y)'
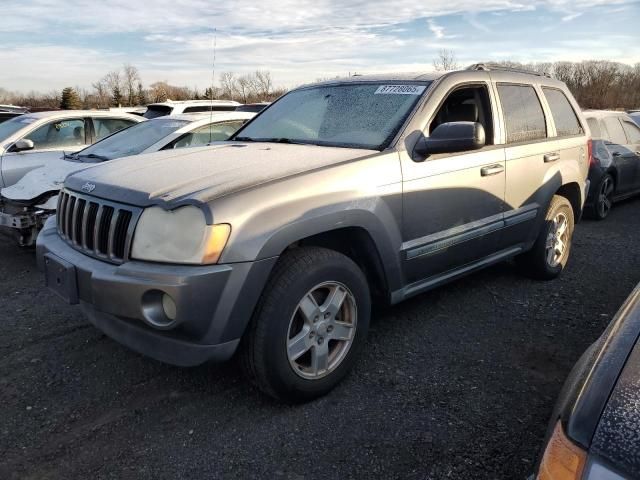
top-left (542, 88), bottom-right (583, 137)
top-left (497, 84), bottom-right (547, 144)
top-left (586, 118), bottom-right (601, 138)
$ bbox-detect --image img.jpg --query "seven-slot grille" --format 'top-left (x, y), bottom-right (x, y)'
top-left (56, 189), bottom-right (142, 263)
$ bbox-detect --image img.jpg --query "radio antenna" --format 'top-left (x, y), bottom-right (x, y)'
top-left (208, 28), bottom-right (217, 143)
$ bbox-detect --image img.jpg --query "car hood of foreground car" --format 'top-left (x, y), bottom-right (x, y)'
top-left (1, 159), bottom-right (93, 203)
top-left (64, 142), bottom-right (379, 207)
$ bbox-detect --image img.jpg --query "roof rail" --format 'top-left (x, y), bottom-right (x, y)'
top-left (466, 63), bottom-right (551, 78)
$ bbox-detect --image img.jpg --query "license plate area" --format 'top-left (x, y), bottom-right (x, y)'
top-left (44, 253), bottom-right (79, 304)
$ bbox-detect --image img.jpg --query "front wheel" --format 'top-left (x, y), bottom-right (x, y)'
top-left (240, 247), bottom-right (371, 402)
top-left (517, 195), bottom-right (575, 280)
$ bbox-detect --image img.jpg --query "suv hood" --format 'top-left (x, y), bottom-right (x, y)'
top-left (65, 142), bottom-right (377, 207)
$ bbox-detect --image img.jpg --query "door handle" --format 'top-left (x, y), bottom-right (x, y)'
top-left (480, 164), bottom-right (504, 176)
top-left (544, 153), bottom-right (560, 162)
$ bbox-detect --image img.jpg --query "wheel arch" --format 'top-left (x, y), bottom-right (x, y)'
top-left (288, 227), bottom-right (390, 303)
top-left (256, 211), bottom-right (404, 304)
top-left (556, 181), bottom-right (582, 222)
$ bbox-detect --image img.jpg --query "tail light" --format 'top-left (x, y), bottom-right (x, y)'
top-left (537, 421), bottom-right (587, 480)
top-left (587, 139), bottom-right (594, 167)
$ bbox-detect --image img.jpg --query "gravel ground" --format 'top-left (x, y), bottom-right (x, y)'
top-left (1, 199), bottom-right (639, 480)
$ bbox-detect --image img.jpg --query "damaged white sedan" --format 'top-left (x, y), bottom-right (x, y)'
top-left (0, 112), bottom-right (255, 245)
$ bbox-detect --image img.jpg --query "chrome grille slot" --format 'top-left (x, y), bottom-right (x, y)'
top-left (56, 189), bottom-right (142, 264)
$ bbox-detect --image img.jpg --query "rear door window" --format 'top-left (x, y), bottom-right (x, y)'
top-left (497, 84), bottom-right (547, 144)
top-left (92, 117), bottom-right (137, 140)
top-left (542, 88), bottom-right (583, 137)
top-left (169, 121), bottom-right (245, 149)
top-left (602, 117), bottom-right (628, 145)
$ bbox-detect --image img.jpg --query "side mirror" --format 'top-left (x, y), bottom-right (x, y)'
top-left (13, 138), bottom-right (35, 152)
top-left (414, 122), bottom-right (485, 159)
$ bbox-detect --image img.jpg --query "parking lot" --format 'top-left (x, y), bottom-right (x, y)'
top-left (1, 198), bottom-right (638, 480)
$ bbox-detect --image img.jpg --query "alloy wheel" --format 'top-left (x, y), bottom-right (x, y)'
top-left (597, 176), bottom-right (614, 218)
top-left (286, 281), bottom-right (357, 380)
top-left (545, 212), bottom-right (569, 267)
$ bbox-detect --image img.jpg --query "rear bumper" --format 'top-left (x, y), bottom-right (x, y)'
top-left (36, 217), bottom-right (277, 366)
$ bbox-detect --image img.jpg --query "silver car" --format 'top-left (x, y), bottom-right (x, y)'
top-left (0, 110), bottom-right (141, 187)
top-left (38, 65), bottom-right (591, 401)
top-left (0, 112), bottom-right (254, 246)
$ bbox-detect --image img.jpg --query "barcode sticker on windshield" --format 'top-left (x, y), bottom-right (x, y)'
top-left (375, 85), bottom-right (426, 95)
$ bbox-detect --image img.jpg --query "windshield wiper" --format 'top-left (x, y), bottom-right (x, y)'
top-left (78, 153), bottom-right (110, 162)
top-left (63, 152), bottom-right (79, 160)
top-left (235, 136), bottom-right (301, 144)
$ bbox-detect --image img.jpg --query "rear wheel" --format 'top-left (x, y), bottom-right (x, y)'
top-left (589, 174), bottom-right (614, 220)
top-left (517, 195), bottom-right (575, 280)
top-left (240, 247), bottom-right (370, 402)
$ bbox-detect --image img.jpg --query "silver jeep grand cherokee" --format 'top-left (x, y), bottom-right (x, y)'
top-left (37, 64), bottom-right (591, 401)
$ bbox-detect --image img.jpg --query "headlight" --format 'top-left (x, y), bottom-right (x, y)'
top-left (537, 421), bottom-right (586, 480)
top-left (131, 206), bottom-right (230, 264)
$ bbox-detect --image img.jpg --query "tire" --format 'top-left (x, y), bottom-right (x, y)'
top-left (240, 247), bottom-right (371, 402)
top-left (587, 173), bottom-right (614, 220)
top-left (516, 195), bottom-right (575, 280)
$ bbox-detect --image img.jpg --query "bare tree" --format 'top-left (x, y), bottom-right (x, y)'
top-left (253, 70), bottom-right (273, 99)
top-left (122, 64), bottom-right (141, 106)
top-left (102, 70), bottom-right (122, 106)
top-left (219, 72), bottom-right (236, 100)
top-left (433, 49), bottom-right (459, 71)
top-left (91, 78), bottom-right (110, 108)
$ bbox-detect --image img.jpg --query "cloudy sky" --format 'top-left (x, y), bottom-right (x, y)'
top-left (1, 0), bottom-right (639, 93)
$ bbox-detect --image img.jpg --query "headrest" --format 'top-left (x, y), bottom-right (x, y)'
top-left (445, 103), bottom-right (478, 123)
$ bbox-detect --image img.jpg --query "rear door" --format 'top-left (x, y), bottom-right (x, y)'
top-left (620, 117), bottom-right (640, 190)
top-left (1, 117), bottom-right (88, 186)
top-left (499, 83), bottom-right (560, 248)
top-left (602, 116), bottom-right (637, 194)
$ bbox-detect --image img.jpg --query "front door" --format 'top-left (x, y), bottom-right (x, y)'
top-left (400, 81), bottom-right (506, 285)
top-left (1, 118), bottom-right (88, 187)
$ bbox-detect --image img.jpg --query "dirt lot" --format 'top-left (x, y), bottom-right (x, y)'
top-left (1, 199), bottom-right (639, 480)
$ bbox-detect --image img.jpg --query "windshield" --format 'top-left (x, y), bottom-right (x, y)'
top-left (234, 82), bottom-right (430, 150)
top-left (0, 115), bottom-right (37, 142)
top-left (76, 118), bottom-right (189, 161)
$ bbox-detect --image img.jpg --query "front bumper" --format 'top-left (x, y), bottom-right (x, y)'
top-left (36, 218), bottom-right (277, 366)
top-left (0, 206), bottom-right (52, 246)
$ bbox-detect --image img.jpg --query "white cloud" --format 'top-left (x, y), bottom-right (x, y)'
top-left (0, 0), bottom-right (638, 92)
top-left (561, 12), bottom-right (584, 21)
top-left (427, 19), bottom-right (445, 39)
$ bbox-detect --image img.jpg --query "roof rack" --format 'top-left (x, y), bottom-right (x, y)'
top-left (466, 63), bottom-right (551, 78)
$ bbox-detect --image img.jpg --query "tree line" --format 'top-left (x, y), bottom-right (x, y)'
top-left (0, 64), bottom-right (287, 110)
top-left (1, 59), bottom-right (639, 111)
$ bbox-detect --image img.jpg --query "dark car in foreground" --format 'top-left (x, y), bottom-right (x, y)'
top-left (584, 110), bottom-right (640, 219)
top-left (533, 283), bottom-right (640, 479)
